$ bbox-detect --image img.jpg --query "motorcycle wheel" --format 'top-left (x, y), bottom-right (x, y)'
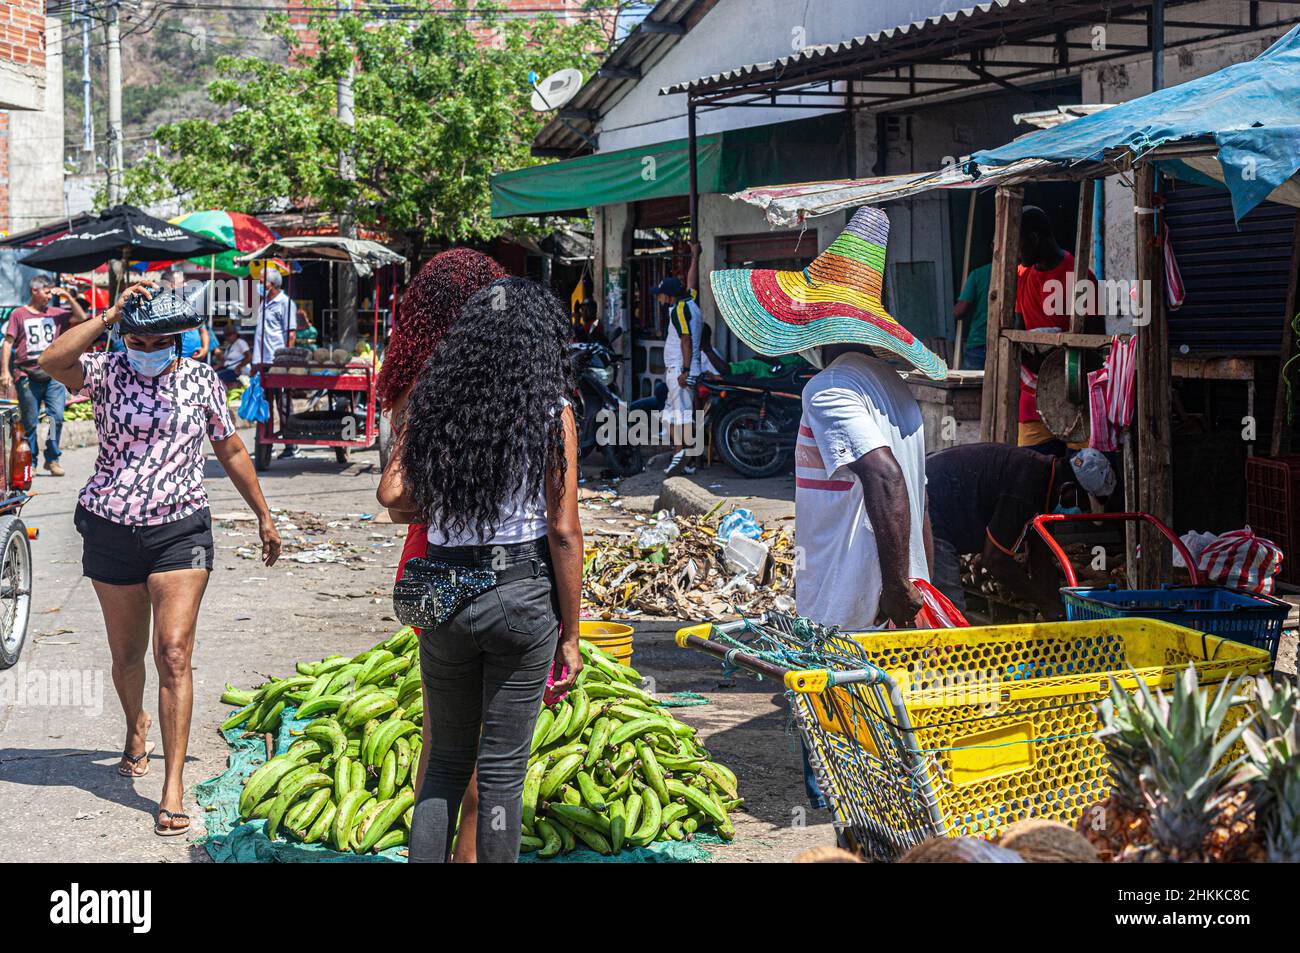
top-left (716, 402), bottom-right (792, 479)
top-left (0, 515), bottom-right (32, 670)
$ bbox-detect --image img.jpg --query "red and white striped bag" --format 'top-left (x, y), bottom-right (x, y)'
top-left (1196, 527), bottom-right (1283, 595)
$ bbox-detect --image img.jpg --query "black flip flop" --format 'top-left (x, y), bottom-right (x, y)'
top-left (118, 741), bottom-right (155, 778)
top-left (155, 808), bottom-right (190, 837)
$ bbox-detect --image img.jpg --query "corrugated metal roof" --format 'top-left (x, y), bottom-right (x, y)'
top-left (532, 0), bottom-right (719, 157)
top-left (660, 0), bottom-right (1036, 96)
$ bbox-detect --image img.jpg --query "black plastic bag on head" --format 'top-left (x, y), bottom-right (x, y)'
top-left (118, 289), bottom-right (205, 336)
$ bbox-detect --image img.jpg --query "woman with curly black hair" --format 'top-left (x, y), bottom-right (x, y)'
top-left (378, 248), bottom-right (507, 862)
top-left (378, 276), bottom-right (583, 863)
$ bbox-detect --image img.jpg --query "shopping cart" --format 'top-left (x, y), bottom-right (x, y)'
top-left (676, 611), bottom-right (1269, 860)
top-left (1033, 512), bottom-right (1289, 662)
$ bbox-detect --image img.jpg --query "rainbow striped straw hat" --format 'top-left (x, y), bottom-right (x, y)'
top-left (710, 206), bottom-right (948, 381)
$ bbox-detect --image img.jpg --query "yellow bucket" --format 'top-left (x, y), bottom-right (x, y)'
top-left (580, 620), bottom-right (635, 666)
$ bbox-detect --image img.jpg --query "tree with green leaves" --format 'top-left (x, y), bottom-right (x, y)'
top-left (122, 1), bottom-right (617, 252)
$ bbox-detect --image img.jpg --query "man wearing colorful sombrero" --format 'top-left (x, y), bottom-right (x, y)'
top-left (711, 206), bottom-right (947, 632)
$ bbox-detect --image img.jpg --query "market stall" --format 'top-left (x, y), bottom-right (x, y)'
top-left (233, 237), bottom-right (405, 470)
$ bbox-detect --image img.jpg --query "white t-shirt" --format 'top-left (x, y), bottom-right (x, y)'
top-left (253, 292), bottom-right (296, 365)
top-left (794, 353), bottom-right (929, 630)
top-left (663, 296), bottom-right (702, 375)
top-left (221, 337), bottom-right (250, 371)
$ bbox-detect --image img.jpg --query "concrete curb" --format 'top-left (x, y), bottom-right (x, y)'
top-left (656, 475), bottom-right (723, 518)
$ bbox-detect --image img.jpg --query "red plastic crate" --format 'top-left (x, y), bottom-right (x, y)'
top-left (1246, 455), bottom-right (1300, 585)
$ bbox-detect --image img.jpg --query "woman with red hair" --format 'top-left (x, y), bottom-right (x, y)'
top-left (378, 248), bottom-right (506, 862)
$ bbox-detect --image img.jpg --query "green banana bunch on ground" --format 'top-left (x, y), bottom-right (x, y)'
top-left (220, 627), bottom-right (741, 857)
top-left (220, 626), bottom-right (424, 854)
top-left (521, 640), bottom-right (741, 858)
top-left (63, 401), bottom-right (94, 422)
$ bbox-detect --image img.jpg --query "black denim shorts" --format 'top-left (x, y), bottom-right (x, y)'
top-left (75, 504), bottom-right (215, 586)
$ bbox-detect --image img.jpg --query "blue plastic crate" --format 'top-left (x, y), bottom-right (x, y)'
top-left (1061, 585), bottom-right (1288, 661)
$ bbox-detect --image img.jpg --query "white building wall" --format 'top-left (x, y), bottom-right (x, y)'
top-left (599, 0), bottom-right (979, 153)
top-left (8, 17), bottom-right (65, 234)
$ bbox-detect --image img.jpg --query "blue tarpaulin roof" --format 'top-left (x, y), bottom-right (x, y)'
top-left (970, 24), bottom-right (1300, 221)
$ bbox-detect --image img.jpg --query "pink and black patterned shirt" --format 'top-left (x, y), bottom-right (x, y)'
top-left (77, 352), bottom-right (236, 526)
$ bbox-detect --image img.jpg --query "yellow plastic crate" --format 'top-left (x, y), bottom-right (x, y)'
top-left (677, 616), bottom-right (1270, 859)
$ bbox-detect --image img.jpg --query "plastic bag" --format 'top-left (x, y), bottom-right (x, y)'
top-left (238, 372), bottom-right (270, 424)
top-left (636, 511), bottom-right (680, 549)
top-left (717, 508), bottom-right (762, 544)
top-left (1197, 527), bottom-right (1282, 595)
top-left (912, 578), bottom-right (971, 629)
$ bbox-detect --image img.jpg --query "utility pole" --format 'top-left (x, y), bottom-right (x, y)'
top-left (80, 0), bottom-right (95, 174)
top-left (336, 0), bottom-right (358, 349)
top-left (105, 0), bottom-right (123, 205)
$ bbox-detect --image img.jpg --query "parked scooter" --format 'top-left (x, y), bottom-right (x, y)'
top-left (697, 363), bottom-right (814, 478)
top-left (571, 329), bottom-right (644, 477)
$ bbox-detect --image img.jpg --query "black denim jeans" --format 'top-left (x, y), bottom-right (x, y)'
top-left (408, 538), bottom-right (558, 863)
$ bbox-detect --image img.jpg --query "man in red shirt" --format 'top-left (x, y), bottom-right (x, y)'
top-left (1, 274), bottom-right (88, 476)
top-left (1014, 206), bottom-right (1099, 454)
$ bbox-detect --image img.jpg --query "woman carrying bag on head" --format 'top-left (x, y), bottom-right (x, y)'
top-left (378, 276), bottom-right (584, 864)
top-left (39, 280), bottom-right (281, 837)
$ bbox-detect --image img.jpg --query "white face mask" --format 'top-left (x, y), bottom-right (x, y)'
top-left (126, 345), bottom-right (176, 378)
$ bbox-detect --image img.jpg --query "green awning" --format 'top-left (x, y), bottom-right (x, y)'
top-left (491, 134), bottom-right (724, 218)
top-left (492, 113), bottom-right (852, 219)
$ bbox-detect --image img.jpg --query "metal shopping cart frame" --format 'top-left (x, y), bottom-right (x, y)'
top-left (676, 610), bottom-right (1270, 860)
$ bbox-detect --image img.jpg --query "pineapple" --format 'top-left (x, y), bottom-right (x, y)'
top-left (1130, 666), bottom-right (1251, 862)
top-left (1080, 678), bottom-right (1152, 860)
top-left (1083, 664), bottom-right (1251, 862)
top-left (1237, 674), bottom-right (1300, 863)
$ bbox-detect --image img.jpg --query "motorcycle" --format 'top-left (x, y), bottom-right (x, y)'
top-left (0, 401), bottom-right (35, 670)
top-left (571, 329), bottom-right (644, 477)
top-left (697, 364), bottom-right (813, 479)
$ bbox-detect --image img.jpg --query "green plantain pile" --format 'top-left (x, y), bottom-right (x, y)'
top-left (218, 626), bottom-right (742, 858)
top-left (522, 647), bottom-right (740, 857)
top-left (220, 626), bottom-right (424, 854)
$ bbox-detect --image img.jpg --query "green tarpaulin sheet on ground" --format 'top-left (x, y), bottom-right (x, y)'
top-left (194, 709), bottom-right (712, 863)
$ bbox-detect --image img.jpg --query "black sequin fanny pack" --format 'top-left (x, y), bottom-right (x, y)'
top-left (392, 556), bottom-right (546, 629)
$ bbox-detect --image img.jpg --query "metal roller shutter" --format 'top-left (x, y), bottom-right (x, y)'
top-left (1163, 185), bottom-right (1296, 353)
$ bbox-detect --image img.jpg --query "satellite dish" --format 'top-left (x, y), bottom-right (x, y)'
top-left (531, 68), bottom-right (585, 112)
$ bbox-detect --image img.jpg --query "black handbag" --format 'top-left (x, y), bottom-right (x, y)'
top-left (392, 556), bottom-right (548, 629)
top-left (119, 289), bottom-right (205, 336)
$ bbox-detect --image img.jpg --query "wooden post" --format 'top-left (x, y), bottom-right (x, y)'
top-left (1269, 208), bottom-right (1300, 457)
top-left (1069, 180), bottom-right (1095, 333)
top-left (1133, 164), bottom-right (1172, 587)
top-left (980, 185), bottom-right (1023, 443)
top-left (955, 193), bottom-right (977, 370)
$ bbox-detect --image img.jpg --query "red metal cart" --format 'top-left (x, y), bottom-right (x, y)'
top-left (233, 237), bottom-right (405, 471)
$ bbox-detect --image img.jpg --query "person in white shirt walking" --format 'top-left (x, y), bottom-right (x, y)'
top-left (251, 268), bottom-right (296, 367)
top-left (252, 268), bottom-right (299, 458)
top-left (710, 205), bottom-right (949, 807)
top-left (653, 243), bottom-right (703, 475)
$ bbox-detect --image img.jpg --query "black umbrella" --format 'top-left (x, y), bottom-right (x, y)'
top-left (18, 204), bottom-right (230, 273)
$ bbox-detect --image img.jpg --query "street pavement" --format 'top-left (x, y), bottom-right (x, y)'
top-left (0, 433), bottom-right (829, 863)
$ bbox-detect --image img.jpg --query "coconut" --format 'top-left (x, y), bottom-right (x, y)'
top-left (997, 818), bottom-right (1099, 863)
top-left (898, 836), bottom-right (1025, 863)
top-left (793, 846), bottom-right (862, 863)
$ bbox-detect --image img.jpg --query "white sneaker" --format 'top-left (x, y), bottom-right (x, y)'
top-left (663, 450), bottom-right (687, 475)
